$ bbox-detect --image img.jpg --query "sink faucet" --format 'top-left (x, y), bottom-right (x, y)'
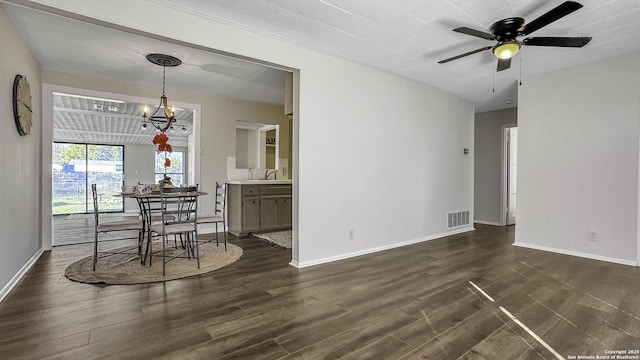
top-left (264, 170), bottom-right (277, 180)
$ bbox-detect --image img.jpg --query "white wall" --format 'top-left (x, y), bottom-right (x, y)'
top-left (28, 0), bottom-right (475, 267)
top-left (123, 144), bottom-right (155, 212)
top-left (516, 51), bottom-right (640, 266)
top-left (124, 144), bottom-right (156, 186)
top-left (0, 5), bottom-right (42, 297)
top-left (298, 61), bottom-right (474, 265)
top-left (474, 108), bottom-right (517, 225)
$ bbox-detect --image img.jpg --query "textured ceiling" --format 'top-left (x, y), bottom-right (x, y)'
top-left (4, 2), bottom-right (285, 146)
top-left (4, 3), bottom-right (286, 105)
top-left (4, 0), bottom-right (640, 121)
top-left (149, 0), bottom-right (640, 113)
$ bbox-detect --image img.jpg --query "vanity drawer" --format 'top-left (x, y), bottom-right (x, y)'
top-left (241, 186), bottom-right (260, 196)
top-left (260, 185), bottom-right (292, 196)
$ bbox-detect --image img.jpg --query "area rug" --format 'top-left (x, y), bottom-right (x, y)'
top-left (65, 242), bottom-right (243, 285)
top-left (253, 230), bottom-right (292, 249)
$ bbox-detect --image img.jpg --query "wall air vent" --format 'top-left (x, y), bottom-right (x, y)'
top-left (447, 211), bottom-right (470, 229)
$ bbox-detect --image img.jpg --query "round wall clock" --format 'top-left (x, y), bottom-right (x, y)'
top-left (12, 74), bottom-right (33, 136)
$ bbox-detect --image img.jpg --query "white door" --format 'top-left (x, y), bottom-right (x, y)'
top-left (507, 127), bottom-right (517, 225)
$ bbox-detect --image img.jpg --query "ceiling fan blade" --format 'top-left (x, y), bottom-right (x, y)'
top-left (453, 27), bottom-right (497, 40)
top-left (523, 36), bottom-right (592, 47)
top-left (521, 1), bottom-right (583, 36)
top-left (497, 58), bottom-right (511, 72)
top-left (438, 46), bottom-right (493, 64)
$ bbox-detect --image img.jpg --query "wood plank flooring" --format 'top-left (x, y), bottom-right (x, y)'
top-left (2, 224), bottom-right (640, 359)
top-left (53, 213), bottom-right (140, 246)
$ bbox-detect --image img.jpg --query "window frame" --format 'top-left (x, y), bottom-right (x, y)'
top-left (154, 150), bottom-right (185, 186)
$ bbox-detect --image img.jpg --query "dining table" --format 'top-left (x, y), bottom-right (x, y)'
top-left (117, 187), bottom-right (208, 265)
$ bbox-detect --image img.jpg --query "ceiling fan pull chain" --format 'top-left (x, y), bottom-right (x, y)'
top-left (492, 69), bottom-right (495, 93)
top-left (519, 54), bottom-right (523, 86)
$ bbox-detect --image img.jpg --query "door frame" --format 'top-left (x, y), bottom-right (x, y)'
top-left (500, 123), bottom-right (517, 226)
top-left (637, 130), bottom-right (640, 267)
top-left (41, 84), bottom-right (201, 250)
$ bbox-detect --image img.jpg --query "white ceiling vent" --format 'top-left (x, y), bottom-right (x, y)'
top-left (447, 211), bottom-right (470, 229)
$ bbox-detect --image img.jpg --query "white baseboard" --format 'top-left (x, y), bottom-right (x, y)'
top-left (513, 242), bottom-right (637, 267)
top-left (293, 226), bottom-right (475, 269)
top-left (1, 248), bottom-right (44, 303)
top-left (474, 220), bottom-right (502, 226)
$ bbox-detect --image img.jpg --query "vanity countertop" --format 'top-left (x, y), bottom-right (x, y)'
top-left (227, 180), bottom-right (292, 185)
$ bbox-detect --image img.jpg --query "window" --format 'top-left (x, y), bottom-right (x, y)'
top-left (155, 151), bottom-right (184, 185)
top-left (52, 142), bottom-right (124, 214)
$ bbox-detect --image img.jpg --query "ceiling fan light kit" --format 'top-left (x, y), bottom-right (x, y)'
top-left (439, 1), bottom-right (591, 72)
top-left (494, 41), bottom-right (521, 59)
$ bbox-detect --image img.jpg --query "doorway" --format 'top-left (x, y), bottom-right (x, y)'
top-left (501, 125), bottom-right (518, 226)
top-left (42, 84), bottom-right (201, 249)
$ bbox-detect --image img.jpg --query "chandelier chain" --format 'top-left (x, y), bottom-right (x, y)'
top-left (162, 65), bottom-right (166, 96)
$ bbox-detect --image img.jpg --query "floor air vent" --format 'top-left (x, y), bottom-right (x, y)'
top-left (447, 211), bottom-right (470, 229)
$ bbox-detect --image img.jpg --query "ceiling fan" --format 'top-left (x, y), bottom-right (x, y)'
top-left (438, 1), bottom-right (592, 72)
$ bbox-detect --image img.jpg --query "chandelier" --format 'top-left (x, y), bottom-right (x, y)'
top-left (142, 53), bottom-right (182, 133)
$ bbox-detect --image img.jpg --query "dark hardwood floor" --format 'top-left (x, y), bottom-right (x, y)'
top-left (2, 224), bottom-right (640, 359)
top-left (53, 213), bottom-right (141, 246)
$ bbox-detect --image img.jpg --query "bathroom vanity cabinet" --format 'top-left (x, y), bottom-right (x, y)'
top-left (227, 181), bottom-right (292, 236)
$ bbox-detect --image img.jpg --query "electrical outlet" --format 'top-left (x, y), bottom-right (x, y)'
top-left (588, 230), bottom-right (598, 241)
top-left (348, 229), bottom-right (354, 239)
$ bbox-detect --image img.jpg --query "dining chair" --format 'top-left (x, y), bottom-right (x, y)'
top-left (91, 184), bottom-right (143, 271)
top-left (149, 185), bottom-right (199, 275)
top-left (139, 195), bottom-right (177, 253)
top-left (197, 182), bottom-right (227, 251)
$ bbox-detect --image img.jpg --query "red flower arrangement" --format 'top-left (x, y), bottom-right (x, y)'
top-left (153, 133), bottom-right (173, 184)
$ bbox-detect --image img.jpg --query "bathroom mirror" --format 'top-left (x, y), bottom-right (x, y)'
top-left (236, 121), bottom-right (279, 170)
